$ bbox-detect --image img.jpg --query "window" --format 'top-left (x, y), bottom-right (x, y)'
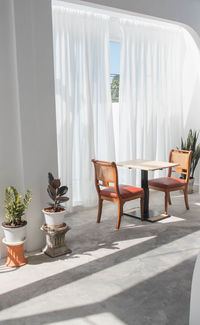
top-left (110, 41), bottom-right (120, 102)
top-left (109, 41), bottom-right (120, 159)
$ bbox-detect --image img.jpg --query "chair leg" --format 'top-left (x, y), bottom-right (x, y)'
top-left (165, 192), bottom-right (168, 215)
top-left (140, 197), bottom-right (144, 221)
top-left (97, 198), bottom-right (103, 223)
top-left (184, 188), bottom-right (189, 210)
top-left (116, 201), bottom-right (123, 229)
top-left (168, 193), bottom-right (172, 205)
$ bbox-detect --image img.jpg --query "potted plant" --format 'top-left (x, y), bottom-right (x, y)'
top-left (42, 172), bottom-right (69, 227)
top-left (1, 186), bottom-right (32, 243)
top-left (180, 129), bottom-right (200, 193)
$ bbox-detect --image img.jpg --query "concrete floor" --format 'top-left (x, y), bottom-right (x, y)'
top-left (1, 190), bottom-right (200, 325)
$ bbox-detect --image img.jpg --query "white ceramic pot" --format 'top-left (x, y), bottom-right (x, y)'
top-left (188, 178), bottom-right (194, 194)
top-left (42, 209), bottom-right (66, 226)
top-left (2, 221), bottom-right (27, 243)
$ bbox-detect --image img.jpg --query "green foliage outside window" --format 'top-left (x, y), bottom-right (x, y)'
top-left (111, 74), bottom-right (119, 102)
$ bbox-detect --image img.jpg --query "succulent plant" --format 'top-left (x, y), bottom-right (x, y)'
top-left (4, 186), bottom-right (32, 226)
top-left (47, 172), bottom-right (69, 212)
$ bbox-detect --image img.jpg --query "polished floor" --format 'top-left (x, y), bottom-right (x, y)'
top-left (1, 189), bottom-right (200, 325)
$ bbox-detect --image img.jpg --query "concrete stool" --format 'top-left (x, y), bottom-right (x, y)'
top-left (41, 223), bottom-right (71, 257)
top-left (2, 238), bottom-right (27, 267)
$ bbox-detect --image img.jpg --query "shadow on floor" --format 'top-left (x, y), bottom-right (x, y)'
top-left (0, 257), bottom-right (195, 325)
top-left (0, 218), bottom-right (198, 313)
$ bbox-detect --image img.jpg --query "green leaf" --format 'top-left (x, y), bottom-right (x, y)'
top-left (56, 196), bottom-right (69, 202)
top-left (3, 187), bottom-right (32, 225)
top-left (48, 172), bottom-right (54, 185)
top-left (57, 186), bottom-right (68, 196)
top-left (47, 187), bottom-right (55, 201)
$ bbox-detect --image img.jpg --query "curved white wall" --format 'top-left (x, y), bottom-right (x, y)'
top-left (81, 0), bottom-right (200, 37)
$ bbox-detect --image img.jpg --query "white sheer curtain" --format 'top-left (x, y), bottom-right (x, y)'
top-left (118, 19), bottom-right (185, 185)
top-left (52, 6), bottom-right (115, 209)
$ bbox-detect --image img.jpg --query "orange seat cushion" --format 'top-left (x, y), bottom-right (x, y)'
top-left (100, 184), bottom-right (144, 199)
top-left (148, 177), bottom-right (186, 189)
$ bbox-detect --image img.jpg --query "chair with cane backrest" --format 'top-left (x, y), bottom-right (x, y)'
top-left (92, 159), bottom-right (144, 229)
top-left (148, 149), bottom-right (192, 215)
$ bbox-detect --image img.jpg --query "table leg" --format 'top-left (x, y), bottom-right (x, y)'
top-left (124, 169), bottom-right (170, 222)
top-left (141, 170), bottom-right (149, 218)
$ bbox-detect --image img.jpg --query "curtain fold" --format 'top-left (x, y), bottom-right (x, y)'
top-left (52, 6), bottom-right (115, 209)
top-left (118, 19), bottom-right (185, 185)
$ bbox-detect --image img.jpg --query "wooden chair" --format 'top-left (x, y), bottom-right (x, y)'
top-left (92, 159), bottom-right (144, 229)
top-left (148, 149), bottom-right (192, 215)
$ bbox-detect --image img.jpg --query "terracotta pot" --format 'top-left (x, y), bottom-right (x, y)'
top-left (42, 209), bottom-right (66, 227)
top-left (2, 238), bottom-right (27, 267)
top-left (1, 221), bottom-right (27, 243)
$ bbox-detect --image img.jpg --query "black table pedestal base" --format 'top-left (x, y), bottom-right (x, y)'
top-left (124, 209), bottom-right (170, 223)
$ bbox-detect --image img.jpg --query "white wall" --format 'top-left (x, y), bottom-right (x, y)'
top-left (0, 0), bottom-right (58, 257)
top-left (0, 1), bottom-right (25, 257)
top-left (13, 0), bottom-right (58, 253)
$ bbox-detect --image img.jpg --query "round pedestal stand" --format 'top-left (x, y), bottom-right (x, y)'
top-left (41, 223), bottom-right (72, 258)
top-left (2, 238), bottom-right (27, 267)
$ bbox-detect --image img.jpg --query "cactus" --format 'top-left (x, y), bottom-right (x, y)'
top-left (47, 172), bottom-right (69, 212)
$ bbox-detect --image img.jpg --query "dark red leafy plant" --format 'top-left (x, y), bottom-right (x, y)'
top-left (46, 172), bottom-right (69, 212)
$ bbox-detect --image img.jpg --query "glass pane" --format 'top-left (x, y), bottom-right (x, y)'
top-left (110, 41), bottom-right (120, 103)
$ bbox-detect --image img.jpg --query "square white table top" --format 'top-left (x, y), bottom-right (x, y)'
top-left (117, 159), bottom-right (179, 171)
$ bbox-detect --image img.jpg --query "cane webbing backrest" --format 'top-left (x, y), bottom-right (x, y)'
top-left (96, 164), bottom-right (115, 184)
top-left (169, 149), bottom-right (192, 181)
top-left (92, 160), bottom-right (118, 190)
